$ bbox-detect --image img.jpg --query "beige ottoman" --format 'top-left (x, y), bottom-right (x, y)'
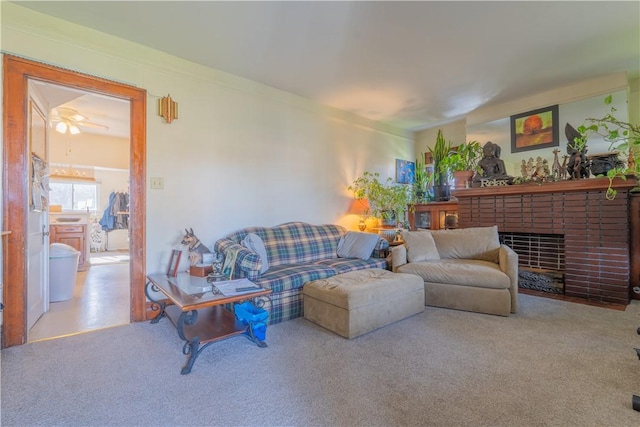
top-left (303, 268), bottom-right (424, 339)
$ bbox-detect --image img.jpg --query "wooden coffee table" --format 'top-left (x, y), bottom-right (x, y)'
top-left (146, 273), bottom-right (271, 374)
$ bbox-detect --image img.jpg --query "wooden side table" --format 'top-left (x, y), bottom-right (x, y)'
top-left (146, 273), bottom-right (271, 374)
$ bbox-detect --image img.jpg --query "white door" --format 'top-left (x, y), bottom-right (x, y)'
top-left (26, 90), bottom-right (50, 331)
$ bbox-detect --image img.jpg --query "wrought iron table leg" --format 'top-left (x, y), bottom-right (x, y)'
top-left (243, 321), bottom-right (268, 348)
top-left (181, 337), bottom-right (201, 375)
top-left (145, 280), bottom-right (166, 323)
top-left (177, 310), bottom-right (201, 374)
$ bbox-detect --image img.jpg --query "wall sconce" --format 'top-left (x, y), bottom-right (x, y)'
top-left (158, 94), bottom-right (178, 123)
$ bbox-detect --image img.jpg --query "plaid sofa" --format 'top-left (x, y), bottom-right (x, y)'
top-left (214, 222), bottom-right (389, 324)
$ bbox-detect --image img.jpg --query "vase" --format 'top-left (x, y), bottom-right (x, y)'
top-left (452, 171), bottom-right (474, 190)
top-left (433, 184), bottom-right (450, 201)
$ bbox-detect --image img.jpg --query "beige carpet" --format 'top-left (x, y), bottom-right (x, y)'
top-left (2, 293), bottom-right (640, 426)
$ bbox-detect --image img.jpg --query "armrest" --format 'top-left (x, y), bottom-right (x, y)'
top-left (214, 238), bottom-right (262, 280)
top-left (391, 244), bottom-right (407, 272)
top-left (371, 237), bottom-right (390, 258)
top-left (498, 244), bottom-right (519, 313)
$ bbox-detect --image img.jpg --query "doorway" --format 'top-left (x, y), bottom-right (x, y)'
top-left (27, 79), bottom-right (132, 342)
top-left (2, 55), bottom-right (147, 348)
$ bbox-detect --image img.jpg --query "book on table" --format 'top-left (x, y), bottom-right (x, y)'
top-left (211, 278), bottom-right (262, 296)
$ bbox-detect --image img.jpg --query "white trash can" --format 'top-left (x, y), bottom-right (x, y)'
top-left (49, 243), bottom-right (80, 302)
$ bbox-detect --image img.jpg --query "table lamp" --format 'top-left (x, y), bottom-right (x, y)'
top-left (348, 198), bottom-right (370, 231)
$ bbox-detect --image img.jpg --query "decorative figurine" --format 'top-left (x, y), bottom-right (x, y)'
top-left (181, 227), bottom-right (212, 265)
top-left (551, 149), bottom-right (561, 180)
top-left (473, 141), bottom-right (513, 186)
top-left (565, 123), bottom-right (590, 179)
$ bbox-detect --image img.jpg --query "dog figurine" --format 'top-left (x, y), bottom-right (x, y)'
top-left (181, 228), bottom-right (212, 266)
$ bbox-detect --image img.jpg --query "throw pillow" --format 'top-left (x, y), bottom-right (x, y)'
top-left (241, 233), bottom-right (269, 274)
top-left (431, 225), bottom-right (500, 262)
top-left (337, 231), bottom-right (380, 260)
top-left (401, 231), bottom-right (440, 263)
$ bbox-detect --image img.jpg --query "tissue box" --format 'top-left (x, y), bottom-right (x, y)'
top-left (189, 264), bottom-right (213, 277)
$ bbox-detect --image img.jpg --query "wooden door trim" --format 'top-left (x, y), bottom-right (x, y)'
top-left (2, 55), bottom-right (147, 347)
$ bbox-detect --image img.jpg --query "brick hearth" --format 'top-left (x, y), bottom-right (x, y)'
top-left (454, 177), bottom-right (638, 305)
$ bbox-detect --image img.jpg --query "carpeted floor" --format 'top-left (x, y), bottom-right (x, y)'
top-left (2, 293), bottom-right (640, 426)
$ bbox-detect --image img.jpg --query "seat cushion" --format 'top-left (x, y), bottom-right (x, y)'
top-left (303, 268), bottom-right (425, 338)
top-left (303, 268), bottom-right (423, 310)
top-left (397, 258), bottom-right (510, 290)
top-left (253, 263), bottom-right (336, 293)
top-left (314, 257), bottom-right (387, 274)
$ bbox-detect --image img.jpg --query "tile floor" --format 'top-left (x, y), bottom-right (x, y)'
top-left (28, 252), bottom-right (131, 342)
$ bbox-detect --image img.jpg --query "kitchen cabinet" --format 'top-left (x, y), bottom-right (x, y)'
top-left (408, 201), bottom-right (459, 231)
top-left (50, 224), bottom-right (88, 271)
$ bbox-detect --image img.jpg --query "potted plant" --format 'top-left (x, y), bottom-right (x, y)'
top-left (413, 153), bottom-right (431, 203)
top-left (577, 94), bottom-right (640, 199)
top-left (348, 171), bottom-right (410, 227)
top-left (428, 129), bottom-right (452, 201)
top-left (441, 140), bottom-right (482, 189)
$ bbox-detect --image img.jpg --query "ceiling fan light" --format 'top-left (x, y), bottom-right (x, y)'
top-left (55, 121), bottom-right (67, 134)
top-left (69, 125), bottom-right (80, 135)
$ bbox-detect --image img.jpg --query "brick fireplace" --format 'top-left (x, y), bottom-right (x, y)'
top-left (454, 177), bottom-right (639, 305)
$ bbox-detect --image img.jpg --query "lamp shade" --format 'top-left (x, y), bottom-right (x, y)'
top-left (348, 198), bottom-right (370, 215)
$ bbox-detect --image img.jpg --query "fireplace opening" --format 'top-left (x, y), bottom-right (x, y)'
top-left (518, 268), bottom-right (564, 294)
top-left (499, 232), bottom-right (565, 294)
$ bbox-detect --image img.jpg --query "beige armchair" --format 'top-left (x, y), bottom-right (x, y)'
top-left (392, 226), bottom-right (518, 316)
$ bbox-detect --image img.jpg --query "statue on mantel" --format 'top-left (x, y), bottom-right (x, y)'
top-left (473, 141), bottom-right (513, 186)
top-left (565, 123), bottom-right (590, 179)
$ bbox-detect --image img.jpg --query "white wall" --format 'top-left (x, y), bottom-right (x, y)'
top-left (415, 120), bottom-right (467, 161)
top-left (1, 3), bottom-right (414, 273)
top-left (49, 132), bottom-right (129, 171)
top-left (415, 74), bottom-right (637, 177)
top-left (466, 90), bottom-right (630, 177)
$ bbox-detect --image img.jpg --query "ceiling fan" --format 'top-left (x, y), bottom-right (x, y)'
top-left (50, 107), bottom-right (109, 134)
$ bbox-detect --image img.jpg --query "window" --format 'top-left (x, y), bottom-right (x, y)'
top-left (49, 181), bottom-right (98, 212)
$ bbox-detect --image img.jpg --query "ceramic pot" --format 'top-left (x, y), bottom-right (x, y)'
top-left (452, 171), bottom-right (474, 190)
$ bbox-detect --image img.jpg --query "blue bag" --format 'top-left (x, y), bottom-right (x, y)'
top-left (234, 302), bottom-right (268, 340)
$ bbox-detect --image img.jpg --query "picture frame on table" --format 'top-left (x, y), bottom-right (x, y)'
top-left (167, 249), bottom-right (182, 277)
top-left (510, 105), bottom-right (559, 153)
top-left (395, 159), bottom-right (415, 184)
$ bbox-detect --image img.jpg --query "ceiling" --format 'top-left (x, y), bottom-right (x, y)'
top-left (30, 80), bottom-right (130, 138)
top-left (17, 1), bottom-right (640, 132)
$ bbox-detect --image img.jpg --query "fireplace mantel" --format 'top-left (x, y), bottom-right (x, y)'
top-left (453, 176), bottom-right (639, 305)
top-left (453, 176), bottom-right (638, 198)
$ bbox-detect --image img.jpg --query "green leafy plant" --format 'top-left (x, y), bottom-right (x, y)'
top-left (428, 129), bottom-right (452, 186)
top-left (348, 171), bottom-right (410, 223)
top-left (578, 94), bottom-right (640, 199)
top-left (412, 153), bottom-right (431, 203)
top-left (440, 140), bottom-right (482, 173)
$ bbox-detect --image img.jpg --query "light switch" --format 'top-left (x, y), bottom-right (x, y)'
top-left (150, 177), bottom-right (164, 189)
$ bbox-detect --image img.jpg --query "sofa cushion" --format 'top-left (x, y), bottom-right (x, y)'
top-left (431, 226), bottom-right (500, 262)
top-left (314, 257), bottom-right (387, 274)
top-left (251, 263), bottom-right (337, 294)
top-left (397, 258), bottom-right (510, 290)
top-left (241, 233), bottom-right (269, 274)
top-left (401, 230), bottom-right (440, 263)
top-left (337, 231), bottom-right (380, 260)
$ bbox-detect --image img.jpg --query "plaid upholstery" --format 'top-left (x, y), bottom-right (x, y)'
top-left (251, 263), bottom-right (336, 294)
top-left (214, 222), bottom-right (390, 324)
top-left (264, 288), bottom-right (304, 325)
top-left (314, 257), bottom-right (387, 274)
